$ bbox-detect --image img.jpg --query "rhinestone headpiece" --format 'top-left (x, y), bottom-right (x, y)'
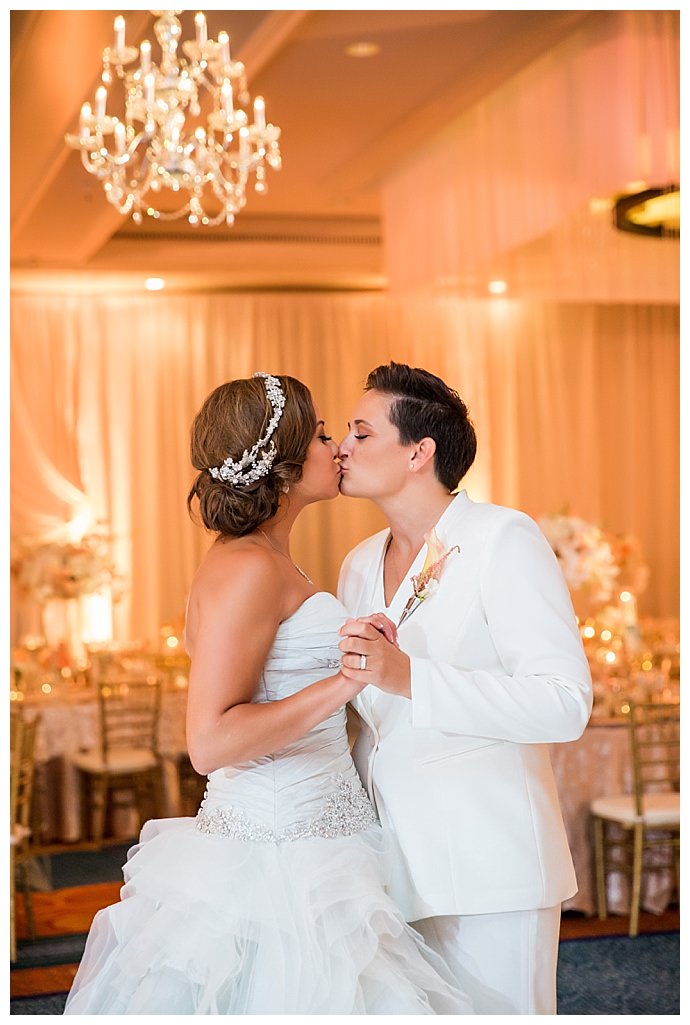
top-left (208, 373), bottom-right (286, 486)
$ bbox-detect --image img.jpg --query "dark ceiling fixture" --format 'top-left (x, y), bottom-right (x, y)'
top-left (613, 184), bottom-right (679, 239)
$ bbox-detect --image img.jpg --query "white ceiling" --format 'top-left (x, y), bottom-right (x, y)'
top-left (10, 9), bottom-right (595, 290)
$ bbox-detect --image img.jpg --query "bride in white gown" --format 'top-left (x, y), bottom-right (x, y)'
top-left (64, 373), bottom-right (476, 1015)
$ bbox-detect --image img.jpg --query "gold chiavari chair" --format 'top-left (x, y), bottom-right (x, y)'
top-left (591, 701), bottom-right (680, 936)
top-left (69, 677), bottom-right (166, 847)
top-left (10, 708), bottom-right (41, 961)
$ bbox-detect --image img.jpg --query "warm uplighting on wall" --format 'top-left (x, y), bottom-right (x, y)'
top-left (81, 592), bottom-right (114, 644)
top-left (487, 279), bottom-right (507, 295)
top-left (145, 277), bottom-right (166, 291)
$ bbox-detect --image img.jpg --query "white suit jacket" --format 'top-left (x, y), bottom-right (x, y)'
top-left (337, 491), bottom-right (592, 921)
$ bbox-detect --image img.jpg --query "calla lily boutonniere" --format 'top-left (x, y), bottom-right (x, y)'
top-left (397, 528), bottom-right (461, 627)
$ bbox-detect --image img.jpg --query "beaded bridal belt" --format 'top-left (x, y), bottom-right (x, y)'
top-left (195, 772), bottom-right (377, 844)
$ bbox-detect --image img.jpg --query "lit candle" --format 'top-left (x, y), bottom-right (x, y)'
top-left (253, 95), bottom-right (266, 130)
top-left (140, 39), bottom-right (151, 72)
top-left (114, 121), bottom-right (126, 154)
top-left (195, 12), bottom-right (207, 46)
top-left (114, 15), bottom-right (125, 52)
top-left (621, 590), bottom-right (640, 653)
top-left (239, 125), bottom-right (249, 160)
top-left (95, 85), bottom-right (107, 120)
top-left (218, 30), bottom-right (231, 65)
top-left (144, 72), bottom-right (155, 106)
top-left (221, 79), bottom-right (233, 118)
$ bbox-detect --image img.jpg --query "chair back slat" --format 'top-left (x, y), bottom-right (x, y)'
top-left (10, 710), bottom-right (40, 836)
top-left (98, 678), bottom-right (162, 763)
top-left (627, 702), bottom-right (680, 815)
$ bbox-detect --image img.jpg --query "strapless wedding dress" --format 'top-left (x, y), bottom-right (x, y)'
top-left (64, 593), bottom-right (474, 1015)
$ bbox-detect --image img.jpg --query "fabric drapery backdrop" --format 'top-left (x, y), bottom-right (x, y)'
top-left (10, 291), bottom-right (678, 646)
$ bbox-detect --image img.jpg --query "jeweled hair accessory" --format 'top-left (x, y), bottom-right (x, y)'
top-left (208, 372), bottom-right (286, 486)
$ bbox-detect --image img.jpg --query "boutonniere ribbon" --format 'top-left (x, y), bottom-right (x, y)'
top-left (397, 528), bottom-right (461, 627)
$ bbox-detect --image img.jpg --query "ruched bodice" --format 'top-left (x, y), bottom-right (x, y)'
top-left (197, 592), bottom-right (376, 842)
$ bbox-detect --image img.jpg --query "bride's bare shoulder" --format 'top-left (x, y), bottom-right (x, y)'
top-left (192, 536), bottom-right (275, 596)
top-left (184, 539), bottom-right (282, 655)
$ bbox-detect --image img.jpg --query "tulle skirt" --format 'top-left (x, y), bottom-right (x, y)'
top-left (64, 816), bottom-right (474, 1014)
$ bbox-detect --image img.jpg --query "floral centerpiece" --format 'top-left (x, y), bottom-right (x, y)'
top-left (606, 531), bottom-right (649, 596)
top-left (11, 527), bottom-right (120, 604)
top-left (538, 513), bottom-right (619, 617)
top-left (540, 514), bottom-right (656, 715)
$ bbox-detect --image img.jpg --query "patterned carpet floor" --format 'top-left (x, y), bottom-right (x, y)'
top-left (10, 842), bottom-right (681, 1015)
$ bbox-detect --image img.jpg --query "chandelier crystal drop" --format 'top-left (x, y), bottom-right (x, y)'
top-left (65, 10), bottom-right (282, 227)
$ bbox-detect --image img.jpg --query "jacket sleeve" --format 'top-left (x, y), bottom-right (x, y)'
top-left (410, 512), bottom-right (593, 743)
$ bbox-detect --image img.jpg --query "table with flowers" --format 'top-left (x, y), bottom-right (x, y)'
top-left (540, 512), bottom-right (679, 916)
top-left (9, 514), bottom-right (679, 918)
top-left (11, 647), bottom-right (194, 845)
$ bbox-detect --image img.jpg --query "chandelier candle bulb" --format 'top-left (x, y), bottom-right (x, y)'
top-left (140, 39), bottom-right (151, 72)
top-left (144, 73), bottom-right (155, 106)
top-left (113, 16), bottom-right (125, 52)
top-left (222, 80), bottom-right (233, 118)
top-left (240, 126), bottom-right (249, 159)
top-left (195, 12), bottom-right (207, 47)
top-left (95, 86), bottom-right (107, 120)
top-left (218, 31), bottom-right (230, 66)
top-left (254, 96), bottom-right (266, 131)
top-left (79, 103), bottom-right (91, 141)
top-left (114, 121), bottom-right (126, 155)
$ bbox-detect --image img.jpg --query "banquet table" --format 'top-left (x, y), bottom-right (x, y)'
top-left (15, 687), bottom-right (678, 917)
top-left (19, 684), bottom-right (191, 844)
top-left (549, 716), bottom-right (676, 916)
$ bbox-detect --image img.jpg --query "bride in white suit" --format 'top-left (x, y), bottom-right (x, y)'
top-left (337, 362), bottom-right (592, 1015)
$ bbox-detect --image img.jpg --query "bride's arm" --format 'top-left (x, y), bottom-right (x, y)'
top-left (186, 549), bottom-right (360, 774)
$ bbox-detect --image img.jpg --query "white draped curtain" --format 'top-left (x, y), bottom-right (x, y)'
top-left (10, 290), bottom-right (679, 647)
top-left (382, 9), bottom-right (679, 301)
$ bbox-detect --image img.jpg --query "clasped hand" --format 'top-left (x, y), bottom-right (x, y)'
top-left (338, 614), bottom-right (412, 699)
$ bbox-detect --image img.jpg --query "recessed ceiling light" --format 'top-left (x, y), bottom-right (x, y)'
top-left (345, 41), bottom-right (381, 58)
top-left (145, 277), bottom-right (166, 291)
top-left (488, 279), bottom-right (508, 295)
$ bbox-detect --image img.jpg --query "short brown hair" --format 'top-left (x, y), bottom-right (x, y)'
top-left (366, 362), bottom-right (476, 491)
top-left (187, 375), bottom-right (316, 537)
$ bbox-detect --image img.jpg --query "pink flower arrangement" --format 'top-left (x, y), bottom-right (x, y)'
top-left (12, 528), bottom-right (121, 604)
top-left (539, 513), bottom-right (619, 609)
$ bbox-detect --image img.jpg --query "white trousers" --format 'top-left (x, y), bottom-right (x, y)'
top-left (411, 906), bottom-right (562, 1015)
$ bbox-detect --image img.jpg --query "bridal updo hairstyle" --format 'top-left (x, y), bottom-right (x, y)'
top-left (187, 375), bottom-right (317, 537)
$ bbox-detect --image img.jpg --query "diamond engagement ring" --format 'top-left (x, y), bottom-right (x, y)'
top-left (359, 654), bottom-right (367, 671)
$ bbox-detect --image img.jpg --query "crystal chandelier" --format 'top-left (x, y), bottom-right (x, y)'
top-left (65, 10), bottom-right (282, 227)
